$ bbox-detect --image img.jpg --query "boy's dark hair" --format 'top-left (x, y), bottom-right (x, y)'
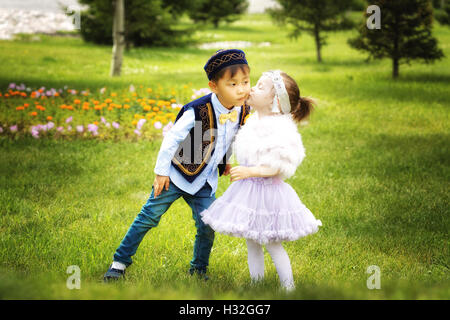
top-left (210, 64), bottom-right (250, 82)
top-left (281, 72), bottom-right (315, 122)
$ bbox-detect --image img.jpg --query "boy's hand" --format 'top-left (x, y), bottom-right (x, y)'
top-left (153, 175), bottom-right (170, 198)
top-left (223, 164), bottom-right (232, 176)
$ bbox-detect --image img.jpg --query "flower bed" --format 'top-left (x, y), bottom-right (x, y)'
top-left (0, 83), bottom-right (212, 141)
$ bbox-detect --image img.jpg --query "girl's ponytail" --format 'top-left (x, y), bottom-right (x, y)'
top-left (280, 72), bottom-right (316, 123)
top-left (292, 96), bottom-right (315, 123)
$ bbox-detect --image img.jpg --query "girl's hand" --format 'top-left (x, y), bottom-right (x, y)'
top-left (230, 166), bottom-right (253, 182)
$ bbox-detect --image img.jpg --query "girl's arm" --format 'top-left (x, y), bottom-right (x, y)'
top-left (230, 165), bottom-right (279, 182)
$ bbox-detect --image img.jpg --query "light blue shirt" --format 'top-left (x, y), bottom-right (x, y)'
top-left (154, 93), bottom-right (241, 196)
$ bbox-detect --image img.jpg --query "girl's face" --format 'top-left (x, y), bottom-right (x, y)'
top-left (246, 75), bottom-right (274, 113)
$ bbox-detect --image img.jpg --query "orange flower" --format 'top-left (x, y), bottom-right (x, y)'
top-left (16, 106), bottom-right (24, 110)
top-left (93, 121), bottom-right (99, 125)
top-left (111, 93), bottom-right (117, 97)
top-left (153, 107), bottom-right (160, 112)
top-left (30, 111), bottom-right (38, 116)
top-left (66, 105), bottom-right (74, 110)
top-left (93, 100), bottom-right (99, 105)
top-left (47, 116), bottom-right (53, 121)
top-left (74, 99), bottom-right (81, 104)
top-left (147, 88), bottom-right (153, 93)
top-left (143, 106), bottom-right (151, 112)
top-left (94, 106), bottom-right (102, 110)
top-left (54, 92), bottom-right (60, 97)
top-left (24, 103), bottom-right (29, 108)
top-left (4, 93), bottom-right (9, 98)
top-left (105, 98), bottom-right (112, 104)
top-left (123, 104), bottom-right (130, 109)
top-left (21, 92), bottom-right (27, 97)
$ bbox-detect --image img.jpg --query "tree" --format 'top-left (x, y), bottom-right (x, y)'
top-left (435, 0), bottom-right (450, 26)
top-left (190, 0), bottom-right (249, 28)
top-left (268, 0), bottom-right (357, 62)
top-left (110, 0), bottom-right (124, 76)
top-left (348, 0), bottom-right (444, 78)
top-left (78, 0), bottom-right (192, 47)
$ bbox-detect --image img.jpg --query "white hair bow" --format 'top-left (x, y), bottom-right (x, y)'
top-left (262, 70), bottom-right (291, 114)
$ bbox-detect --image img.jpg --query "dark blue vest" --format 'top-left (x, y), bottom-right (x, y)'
top-left (171, 93), bottom-right (250, 183)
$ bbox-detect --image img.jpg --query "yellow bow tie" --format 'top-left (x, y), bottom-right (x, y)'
top-left (219, 109), bottom-right (238, 125)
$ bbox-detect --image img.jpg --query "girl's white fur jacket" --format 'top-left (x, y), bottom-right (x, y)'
top-left (233, 112), bottom-right (306, 180)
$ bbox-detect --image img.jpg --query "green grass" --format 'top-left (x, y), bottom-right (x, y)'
top-left (0, 14), bottom-right (449, 299)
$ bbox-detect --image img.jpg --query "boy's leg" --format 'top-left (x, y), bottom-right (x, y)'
top-left (113, 182), bottom-right (182, 267)
top-left (183, 183), bottom-right (216, 274)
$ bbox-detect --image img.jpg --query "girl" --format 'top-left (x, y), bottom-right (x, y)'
top-left (200, 70), bottom-right (322, 291)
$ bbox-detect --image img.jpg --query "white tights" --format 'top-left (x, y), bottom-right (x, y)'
top-left (246, 239), bottom-right (295, 291)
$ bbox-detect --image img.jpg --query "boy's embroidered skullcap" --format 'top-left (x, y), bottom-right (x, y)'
top-left (204, 49), bottom-right (248, 80)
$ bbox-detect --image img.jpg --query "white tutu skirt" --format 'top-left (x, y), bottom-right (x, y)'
top-left (200, 177), bottom-right (322, 244)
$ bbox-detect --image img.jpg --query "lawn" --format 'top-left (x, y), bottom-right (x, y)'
top-left (0, 13), bottom-right (449, 299)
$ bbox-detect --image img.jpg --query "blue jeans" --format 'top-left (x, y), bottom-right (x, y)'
top-left (113, 181), bottom-right (216, 272)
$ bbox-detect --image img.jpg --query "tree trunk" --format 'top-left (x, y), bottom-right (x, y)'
top-left (392, 57), bottom-right (399, 78)
top-left (314, 25), bottom-right (322, 63)
top-left (110, 0), bottom-right (125, 77)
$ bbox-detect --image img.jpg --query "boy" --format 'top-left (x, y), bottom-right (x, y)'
top-left (104, 49), bottom-right (251, 281)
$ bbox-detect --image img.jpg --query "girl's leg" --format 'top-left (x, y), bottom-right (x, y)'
top-left (246, 239), bottom-right (265, 282)
top-left (265, 242), bottom-right (295, 291)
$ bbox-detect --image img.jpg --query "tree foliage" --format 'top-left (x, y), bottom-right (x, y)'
top-left (77, 0), bottom-right (192, 47)
top-left (189, 0), bottom-right (249, 28)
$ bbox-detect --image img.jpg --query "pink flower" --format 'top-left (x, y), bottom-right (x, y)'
top-left (87, 124), bottom-right (98, 136)
top-left (10, 125), bottom-right (18, 132)
top-left (57, 126), bottom-right (64, 132)
top-left (100, 87), bottom-right (106, 94)
top-left (101, 117), bottom-right (107, 124)
top-left (67, 125), bottom-right (72, 131)
top-left (134, 129), bottom-right (141, 136)
top-left (154, 121), bottom-right (162, 129)
top-left (112, 122), bottom-right (120, 129)
top-left (0, 126), bottom-right (3, 133)
top-left (47, 122), bottom-right (55, 130)
top-left (76, 125), bottom-right (84, 133)
top-left (65, 116), bottom-right (73, 123)
top-left (137, 119), bottom-right (146, 130)
top-left (31, 130), bottom-right (39, 139)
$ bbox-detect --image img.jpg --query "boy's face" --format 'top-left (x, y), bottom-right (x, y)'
top-left (208, 68), bottom-right (251, 109)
